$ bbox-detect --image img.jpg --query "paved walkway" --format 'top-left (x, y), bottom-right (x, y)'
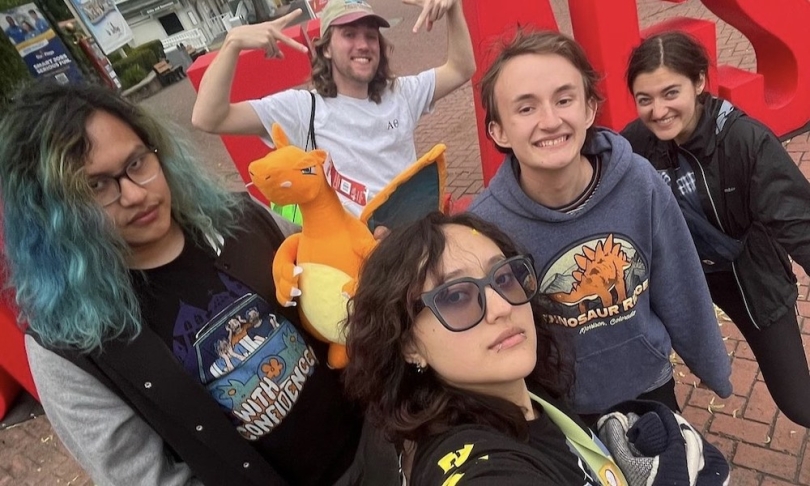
top-left (2, 1), bottom-right (809, 484)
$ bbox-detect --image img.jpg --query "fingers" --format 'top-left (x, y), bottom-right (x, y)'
top-left (272, 8), bottom-right (303, 28)
top-left (261, 33), bottom-right (307, 59)
top-left (276, 31), bottom-right (308, 53)
top-left (406, 0), bottom-right (453, 33)
top-left (412, 3), bottom-right (428, 33)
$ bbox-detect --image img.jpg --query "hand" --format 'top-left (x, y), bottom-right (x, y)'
top-left (402, 0), bottom-right (456, 33)
top-left (224, 9), bottom-right (308, 58)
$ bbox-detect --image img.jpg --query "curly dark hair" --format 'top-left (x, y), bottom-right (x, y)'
top-left (310, 20), bottom-right (395, 104)
top-left (343, 212), bottom-right (574, 445)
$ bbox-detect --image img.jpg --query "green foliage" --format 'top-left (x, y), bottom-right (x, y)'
top-left (111, 49), bottom-right (158, 78)
top-left (110, 41), bottom-right (166, 86)
top-left (136, 39), bottom-right (165, 62)
top-left (107, 50), bottom-right (123, 63)
top-left (0, 37), bottom-right (31, 106)
top-left (119, 64), bottom-right (146, 90)
top-left (37, 0), bottom-right (69, 21)
top-left (0, 0), bottom-right (33, 104)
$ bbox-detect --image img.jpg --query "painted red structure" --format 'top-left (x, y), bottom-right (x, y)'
top-left (186, 19), bottom-right (321, 203)
top-left (0, 266), bottom-right (38, 419)
top-left (467, 0), bottom-right (810, 183)
top-left (184, 0), bottom-right (810, 189)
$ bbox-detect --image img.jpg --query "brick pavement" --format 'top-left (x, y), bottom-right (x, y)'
top-left (1, 1), bottom-right (807, 484)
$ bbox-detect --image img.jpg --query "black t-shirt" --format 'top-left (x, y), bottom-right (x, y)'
top-left (131, 230), bottom-right (362, 486)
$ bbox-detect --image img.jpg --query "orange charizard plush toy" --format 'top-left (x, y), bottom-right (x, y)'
top-left (248, 124), bottom-right (377, 369)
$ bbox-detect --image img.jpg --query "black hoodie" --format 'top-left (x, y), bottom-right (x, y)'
top-left (622, 94), bottom-right (810, 329)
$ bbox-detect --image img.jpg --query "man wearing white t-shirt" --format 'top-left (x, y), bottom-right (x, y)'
top-left (192, 0), bottom-right (474, 219)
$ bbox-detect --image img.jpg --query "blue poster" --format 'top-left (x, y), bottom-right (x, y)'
top-left (1, 4), bottom-right (83, 84)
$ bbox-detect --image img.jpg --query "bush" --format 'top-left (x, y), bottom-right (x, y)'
top-left (135, 40), bottom-right (165, 62)
top-left (119, 65), bottom-right (147, 90)
top-left (0, 37), bottom-right (30, 106)
top-left (107, 51), bottom-right (124, 64)
top-left (111, 50), bottom-right (158, 79)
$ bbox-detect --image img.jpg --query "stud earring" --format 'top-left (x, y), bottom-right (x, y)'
top-left (414, 362), bottom-right (427, 374)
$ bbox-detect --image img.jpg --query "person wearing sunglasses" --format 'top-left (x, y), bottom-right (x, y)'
top-left (343, 211), bottom-right (628, 485)
top-left (0, 82), bottom-right (399, 486)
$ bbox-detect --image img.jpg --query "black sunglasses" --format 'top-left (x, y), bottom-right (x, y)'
top-left (416, 255), bottom-right (538, 332)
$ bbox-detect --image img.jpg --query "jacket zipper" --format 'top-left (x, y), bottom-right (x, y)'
top-left (681, 148), bottom-right (760, 330)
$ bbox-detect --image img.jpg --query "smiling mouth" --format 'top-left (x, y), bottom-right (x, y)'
top-left (534, 135), bottom-right (569, 148)
top-left (351, 57), bottom-right (372, 64)
top-left (655, 116), bottom-right (676, 126)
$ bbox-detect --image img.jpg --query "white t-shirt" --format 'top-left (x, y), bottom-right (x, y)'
top-left (248, 69), bottom-right (436, 216)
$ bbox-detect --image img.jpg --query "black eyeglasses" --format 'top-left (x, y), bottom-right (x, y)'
top-left (87, 147), bottom-right (161, 207)
top-left (417, 255), bottom-right (538, 332)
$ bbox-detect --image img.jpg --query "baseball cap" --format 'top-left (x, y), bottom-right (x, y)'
top-left (320, 0), bottom-right (390, 37)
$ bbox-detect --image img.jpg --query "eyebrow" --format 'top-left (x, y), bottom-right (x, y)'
top-left (634, 83), bottom-right (681, 98)
top-left (511, 84), bottom-right (577, 104)
top-left (85, 144), bottom-right (150, 178)
top-left (440, 254), bottom-right (507, 283)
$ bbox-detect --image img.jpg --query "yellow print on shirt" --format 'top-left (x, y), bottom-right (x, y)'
top-left (437, 444), bottom-right (490, 486)
top-left (437, 444), bottom-right (474, 473)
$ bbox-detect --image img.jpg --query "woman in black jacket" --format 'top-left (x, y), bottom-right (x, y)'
top-left (622, 31), bottom-right (810, 427)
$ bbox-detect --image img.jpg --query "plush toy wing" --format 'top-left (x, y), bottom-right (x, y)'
top-left (360, 144), bottom-right (447, 232)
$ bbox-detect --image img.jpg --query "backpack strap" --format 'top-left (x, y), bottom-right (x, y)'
top-left (306, 91), bottom-right (317, 150)
top-left (530, 392), bottom-right (627, 486)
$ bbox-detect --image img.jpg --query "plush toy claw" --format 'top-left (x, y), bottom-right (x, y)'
top-left (272, 235), bottom-right (302, 307)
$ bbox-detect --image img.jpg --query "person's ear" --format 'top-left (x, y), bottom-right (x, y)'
top-left (696, 72), bottom-right (706, 96)
top-left (488, 121), bottom-right (511, 149)
top-left (585, 98), bottom-right (597, 129)
top-left (402, 338), bottom-right (426, 369)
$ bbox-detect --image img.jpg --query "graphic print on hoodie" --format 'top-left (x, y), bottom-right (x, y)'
top-left (539, 233), bottom-right (648, 334)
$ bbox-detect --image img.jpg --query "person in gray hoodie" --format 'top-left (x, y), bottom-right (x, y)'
top-left (468, 29), bottom-right (732, 420)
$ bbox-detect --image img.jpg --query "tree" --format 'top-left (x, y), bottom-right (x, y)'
top-left (0, 0), bottom-right (33, 105)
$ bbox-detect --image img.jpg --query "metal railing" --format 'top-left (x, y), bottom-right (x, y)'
top-left (160, 28), bottom-right (208, 50)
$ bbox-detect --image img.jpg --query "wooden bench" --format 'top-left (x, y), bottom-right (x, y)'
top-left (153, 60), bottom-right (185, 86)
top-left (184, 44), bottom-right (207, 61)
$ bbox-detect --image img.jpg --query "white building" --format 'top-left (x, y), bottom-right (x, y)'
top-left (116, 0), bottom-right (292, 49)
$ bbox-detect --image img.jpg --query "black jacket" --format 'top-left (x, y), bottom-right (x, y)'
top-left (622, 95), bottom-right (810, 328)
top-left (31, 199), bottom-right (361, 485)
top-left (410, 387), bottom-right (606, 486)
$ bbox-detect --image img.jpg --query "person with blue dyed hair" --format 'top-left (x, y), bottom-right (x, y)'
top-left (0, 82), bottom-right (398, 485)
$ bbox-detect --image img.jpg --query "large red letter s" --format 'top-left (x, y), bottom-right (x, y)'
top-left (703, 0), bottom-right (810, 136)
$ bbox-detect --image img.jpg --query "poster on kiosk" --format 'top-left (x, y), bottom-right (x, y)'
top-left (68, 0), bottom-right (132, 55)
top-left (1, 3), bottom-right (84, 84)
